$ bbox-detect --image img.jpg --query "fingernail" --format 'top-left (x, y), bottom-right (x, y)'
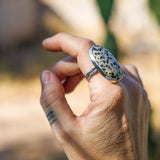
top-left (41, 70), bottom-right (51, 85)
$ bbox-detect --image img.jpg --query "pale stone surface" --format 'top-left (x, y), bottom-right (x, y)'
top-left (0, 0), bottom-right (106, 50)
top-left (110, 0), bottom-right (160, 54)
top-left (41, 0), bottom-right (107, 43)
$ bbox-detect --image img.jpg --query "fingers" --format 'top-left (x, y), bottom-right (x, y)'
top-left (43, 32), bottom-right (95, 75)
top-left (51, 56), bottom-right (80, 80)
top-left (63, 73), bottom-right (84, 93)
top-left (122, 64), bottom-right (143, 86)
top-left (40, 70), bottom-right (75, 128)
top-left (42, 33), bottom-right (94, 57)
top-left (51, 56), bottom-right (84, 93)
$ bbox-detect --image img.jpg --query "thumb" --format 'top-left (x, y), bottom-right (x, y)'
top-left (40, 70), bottom-right (75, 128)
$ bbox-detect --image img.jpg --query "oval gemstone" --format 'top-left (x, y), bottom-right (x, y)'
top-left (89, 45), bottom-right (123, 81)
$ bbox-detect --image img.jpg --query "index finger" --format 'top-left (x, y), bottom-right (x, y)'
top-left (42, 32), bottom-right (95, 75)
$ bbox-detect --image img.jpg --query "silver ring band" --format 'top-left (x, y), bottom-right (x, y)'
top-left (85, 67), bottom-right (98, 81)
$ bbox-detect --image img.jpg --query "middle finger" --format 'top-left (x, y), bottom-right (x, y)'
top-left (51, 56), bottom-right (80, 81)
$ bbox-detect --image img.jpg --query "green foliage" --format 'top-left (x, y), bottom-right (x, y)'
top-left (148, 0), bottom-right (160, 25)
top-left (96, 0), bottom-right (114, 24)
top-left (96, 0), bottom-right (119, 58)
top-left (104, 30), bottom-right (118, 58)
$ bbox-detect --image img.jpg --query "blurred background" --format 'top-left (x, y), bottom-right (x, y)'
top-left (0, 0), bottom-right (160, 159)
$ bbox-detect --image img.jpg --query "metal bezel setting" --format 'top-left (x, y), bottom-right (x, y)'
top-left (89, 45), bottom-right (123, 82)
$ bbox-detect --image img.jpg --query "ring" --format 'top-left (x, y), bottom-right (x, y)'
top-left (86, 45), bottom-right (123, 82)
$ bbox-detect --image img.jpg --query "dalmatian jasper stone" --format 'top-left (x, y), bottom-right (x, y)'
top-left (89, 45), bottom-right (123, 81)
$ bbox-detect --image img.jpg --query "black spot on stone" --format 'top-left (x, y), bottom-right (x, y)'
top-left (93, 48), bottom-right (99, 52)
top-left (113, 62), bottom-right (117, 66)
top-left (94, 46), bottom-right (103, 52)
top-left (111, 75), bottom-right (116, 78)
top-left (100, 56), bottom-right (105, 59)
top-left (106, 64), bottom-right (112, 70)
top-left (106, 59), bottom-right (109, 63)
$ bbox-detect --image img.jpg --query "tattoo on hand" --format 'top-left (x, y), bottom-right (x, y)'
top-left (45, 108), bottom-right (56, 125)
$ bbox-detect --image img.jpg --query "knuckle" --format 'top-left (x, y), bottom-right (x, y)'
top-left (136, 85), bottom-right (151, 112)
top-left (84, 39), bottom-right (95, 48)
top-left (40, 91), bottom-right (53, 109)
top-left (124, 64), bottom-right (138, 73)
top-left (48, 32), bottom-right (65, 42)
top-left (112, 84), bottom-right (125, 104)
top-left (133, 83), bottom-right (142, 97)
top-left (142, 88), bottom-right (151, 111)
top-left (115, 85), bottom-right (125, 100)
top-left (80, 39), bottom-right (95, 52)
top-left (125, 64), bottom-right (136, 69)
top-left (54, 32), bottom-right (69, 43)
top-left (85, 39), bottom-right (95, 47)
top-left (142, 88), bottom-right (148, 99)
top-left (40, 86), bottom-right (62, 109)
top-left (56, 32), bottom-right (66, 38)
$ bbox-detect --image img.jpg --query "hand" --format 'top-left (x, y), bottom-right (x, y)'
top-left (40, 33), bottom-right (150, 160)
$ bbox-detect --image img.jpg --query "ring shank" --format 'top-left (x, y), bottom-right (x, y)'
top-left (85, 67), bottom-right (98, 81)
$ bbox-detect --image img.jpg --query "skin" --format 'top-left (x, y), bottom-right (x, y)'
top-left (40, 33), bottom-right (150, 160)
